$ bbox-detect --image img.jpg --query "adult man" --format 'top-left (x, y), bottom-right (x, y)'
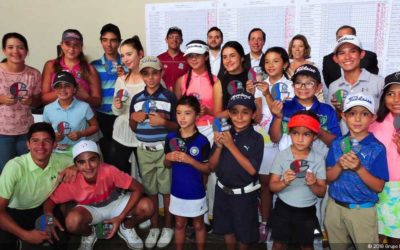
top-left (207, 26), bottom-right (224, 78)
top-left (322, 25), bottom-right (379, 87)
top-left (91, 23), bottom-right (122, 163)
top-left (157, 27), bottom-right (189, 91)
top-left (0, 122), bottom-right (73, 249)
top-left (244, 28), bottom-right (266, 70)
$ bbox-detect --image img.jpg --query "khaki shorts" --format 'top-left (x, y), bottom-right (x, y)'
top-left (137, 147), bottom-right (171, 195)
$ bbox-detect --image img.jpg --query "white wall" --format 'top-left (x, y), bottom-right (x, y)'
top-left (0, 0), bottom-right (191, 71)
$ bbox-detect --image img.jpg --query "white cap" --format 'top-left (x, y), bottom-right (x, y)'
top-left (333, 35), bottom-right (362, 53)
top-left (72, 140), bottom-right (99, 160)
top-left (343, 92), bottom-right (375, 114)
top-left (184, 43), bottom-right (209, 56)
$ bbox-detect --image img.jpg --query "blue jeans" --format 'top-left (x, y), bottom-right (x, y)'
top-left (0, 134), bottom-right (28, 173)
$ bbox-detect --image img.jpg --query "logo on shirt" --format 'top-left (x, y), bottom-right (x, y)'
top-left (243, 145), bottom-right (250, 151)
top-left (189, 146), bottom-right (199, 156)
top-left (9, 82), bottom-right (28, 100)
top-left (178, 63), bottom-right (184, 70)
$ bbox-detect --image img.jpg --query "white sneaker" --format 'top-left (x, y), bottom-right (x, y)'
top-left (138, 219), bottom-right (151, 229)
top-left (118, 224), bottom-right (143, 249)
top-left (145, 228), bottom-right (160, 249)
top-left (78, 228), bottom-right (97, 250)
top-left (156, 227), bottom-right (174, 248)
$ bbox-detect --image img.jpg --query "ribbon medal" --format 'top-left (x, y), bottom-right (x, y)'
top-left (227, 80), bottom-right (244, 95)
top-left (333, 89), bottom-right (348, 105)
top-left (248, 66), bottom-right (264, 82)
top-left (116, 89), bottom-right (129, 103)
top-left (271, 82), bottom-right (290, 101)
top-left (290, 159), bottom-right (310, 178)
top-left (57, 121), bottom-right (71, 135)
top-left (169, 137), bottom-right (187, 152)
top-left (212, 117), bottom-right (230, 132)
top-left (10, 82), bottom-right (28, 100)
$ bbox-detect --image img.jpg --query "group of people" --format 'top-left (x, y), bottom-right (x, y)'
top-left (0, 22), bottom-right (398, 250)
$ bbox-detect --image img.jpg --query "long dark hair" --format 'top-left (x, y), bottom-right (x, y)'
top-left (121, 35), bottom-right (144, 80)
top-left (221, 41), bottom-right (246, 74)
top-left (261, 46), bottom-right (290, 79)
top-left (54, 29), bottom-right (90, 81)
top-left (376, 86), bottom-right (392, 122)
top-left (184, 40), bottom-right (214, 93)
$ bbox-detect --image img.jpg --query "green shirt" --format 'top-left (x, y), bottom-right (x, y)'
top-left (0, 153), bottom-right (72, 209)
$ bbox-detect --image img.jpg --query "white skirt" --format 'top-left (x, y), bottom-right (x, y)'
top-left (169, 194), bottom-right (208, 217)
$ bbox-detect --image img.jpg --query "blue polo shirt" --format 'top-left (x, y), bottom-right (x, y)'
top-left (43, 98), bottom-right (94, 145)
top-left (130, 85), bottom-right (177, 143)
top-left (326, 133), bottom-right (389, 204)
top-left (91, 54), bottom-right (122, 114)
top-left (213, 126), bottom-right (264, 188)
top-left (165, 130), bottom-right (210, 199)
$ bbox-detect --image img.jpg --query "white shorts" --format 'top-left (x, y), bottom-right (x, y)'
top-left (169, 194), bottom-right (208, 218)
top-left (258, 146), bottom-right (279, 175)
top-left (78, 193), bottom-right (130, 225)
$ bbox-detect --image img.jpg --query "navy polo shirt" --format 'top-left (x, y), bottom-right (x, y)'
top-left (165, 130), bottom-right (210, 199)
top-left (214, 126), bottom-right (264, 188)
top-left (130, 85), bottom-right (177, 143)
top-left (326, 133), bottom-right (389, 204)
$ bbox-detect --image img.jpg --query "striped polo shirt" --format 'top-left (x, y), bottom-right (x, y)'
top-left (130, 85), bottom-right (177, 143)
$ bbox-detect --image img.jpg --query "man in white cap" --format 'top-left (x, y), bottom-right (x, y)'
top-left (43, 140), bottom-right (154, 250)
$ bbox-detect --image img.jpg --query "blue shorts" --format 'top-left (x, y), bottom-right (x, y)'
top-left (213, 184), bottom-right (258, 244)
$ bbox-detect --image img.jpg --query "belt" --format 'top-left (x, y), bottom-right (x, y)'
top-left (217, 180), bottom-right (260, 195)
top-left (334, 200), bottom-right (375, 209)
top-left (139, 143), bottom-right (164, 152)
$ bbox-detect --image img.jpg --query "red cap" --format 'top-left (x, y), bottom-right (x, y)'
top-left (288, 114), bottom-right (320, 134)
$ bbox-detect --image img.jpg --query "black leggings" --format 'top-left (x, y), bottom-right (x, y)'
top-left (107, 138), bottom-right (138, 175)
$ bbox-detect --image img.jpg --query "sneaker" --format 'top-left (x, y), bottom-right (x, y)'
top-left (138, 219), bottom-right (151, 229)
top-left (258, 223), bottom-right (268, 243)
top-left (118, 224), bottom-right (143, 249)
top-left (145, 228), bottom-right (160, 249)
top-left (156, 227), bottom-right (174, 248)
top-left (78, 228), bottom-right (97, 250)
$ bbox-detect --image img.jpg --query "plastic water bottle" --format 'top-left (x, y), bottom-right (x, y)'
top-left (350, 138), bottom-right (361, 154)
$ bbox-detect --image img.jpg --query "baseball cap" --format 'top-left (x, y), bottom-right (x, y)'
top-left (343, 92), bottom-right (375, 114)
top-left (166, 26), bottom-right (182, 38)
top-left (291, 64), bottom-right (321, 83)
top-left (227, 92), bottom-right (256, 111)
top-left (139, 56), bottom-right (162, 72)
top-left (383, 71), bottom-right (400, 89)
top-left (52, 71), bottom-right (77, 88)
top-left (100, 23), bottom-right (121, 41)
top-left (288, 113), bottom-right (320, 134)
top-left (72, 140), bottom-right (100, 160)
top-left (333, 35), bottom-right (362, 54)
top-left (62, 29), bottom-right (83, 43)
top-left (184, 43), bottom-right (209, 56)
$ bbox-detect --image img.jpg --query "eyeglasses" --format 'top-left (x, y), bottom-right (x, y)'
top-left (293, 81), bottom-right (316, 89)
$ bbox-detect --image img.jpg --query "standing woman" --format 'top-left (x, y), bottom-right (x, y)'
top-left (110, 36), bottom-right (145, 175)
top-left (175, 40), bottom-right (216, 143)
top-left (0, 33), bottom-right (41, 172)
top-left (41, 29), bottom-right (101, 108)
top-left (213, 41), bottom-right (248, 118)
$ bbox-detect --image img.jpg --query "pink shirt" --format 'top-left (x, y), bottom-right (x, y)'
top-left (50, 163), bottom-right (132, 206)
top-left (369, 113), bottom-right (400, 181)
top-left (180, 71), bottom-right (216, 125)
top-left (51, 58), bottom-right (91, 94)
top-left (0, 65), bottom-right (41, 135)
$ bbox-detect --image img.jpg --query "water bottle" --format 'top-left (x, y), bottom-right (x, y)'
top-left (150, 99), bottom-right (157, 113)
top-left (95, 223), bottom-right (113, 239)
top-left (350, 138), bottom-right (361, 154)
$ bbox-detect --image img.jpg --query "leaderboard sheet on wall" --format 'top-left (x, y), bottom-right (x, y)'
top-left (146, 0), bottom-right (400, 76)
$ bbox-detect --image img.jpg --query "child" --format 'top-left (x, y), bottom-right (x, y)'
top-left (328, 35), bottom-right (384, 134)
top-left (325, 93), bottom-right (389, 249)
top-left (209, 92), bottom-right (264, 249)
top-left (43, 140), bottom-right (154, 250)
top-left (129, 56), bottom-right (178, 249)
top-left (43, 71), bottom-right (99, 156)
top-left (246, 46), bottom-right (295, 242)
top-left (269, 110), bottom-right (327, 249)
top-left (164, 95), bottom-right (211, 250)
top-left (369, 72), bottom-right (400, 245)
top-left (269, 64), bottom-right (341, 156)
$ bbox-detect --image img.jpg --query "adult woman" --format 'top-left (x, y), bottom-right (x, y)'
top-left (175, 40), bottom-right (216, 143)
top-left (41, 29), bottom-right (101, 108)
top-left (0, 33), bottom-right (41, 172)
top-left (110, 36), bottom-right (145, 175)
top-left (213, 41), bottom-right (248, 118)
top-left (287, 34), bottom-right (325, 102)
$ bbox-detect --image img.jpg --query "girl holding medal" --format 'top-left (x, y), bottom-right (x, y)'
top-left (110, 36), bottom-right (145, 175)
top-left (164, 95), bottom-right (211, 250)
top-left (41, 29), bottom-right (101, 108)
top-left (0, 33), bottom-right (41, 172)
